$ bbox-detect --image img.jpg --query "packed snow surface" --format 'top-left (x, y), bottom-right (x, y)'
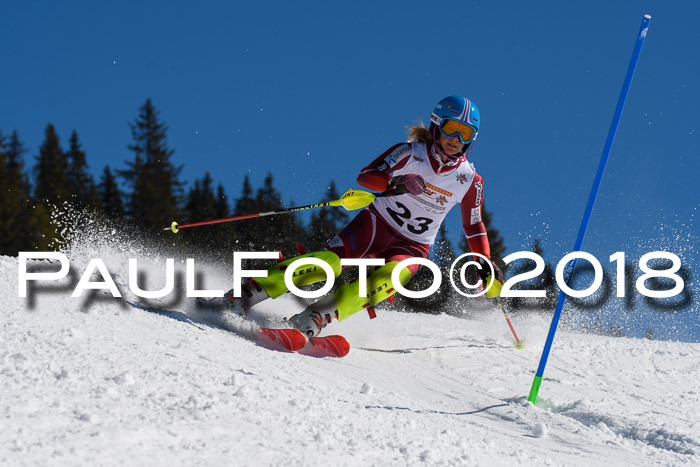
top-left (2, 254), bottom-right (699, 466)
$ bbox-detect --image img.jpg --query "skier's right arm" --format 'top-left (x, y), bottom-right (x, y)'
top-left (357, 143), bottom-right (412, 191)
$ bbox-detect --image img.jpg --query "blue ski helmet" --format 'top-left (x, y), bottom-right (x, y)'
top-left (430, 95), bottom-right (480, 160)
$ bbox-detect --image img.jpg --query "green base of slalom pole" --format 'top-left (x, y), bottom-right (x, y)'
top-left (528, 375), bottom-right (543, 404)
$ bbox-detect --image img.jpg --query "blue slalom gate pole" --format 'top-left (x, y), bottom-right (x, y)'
top-left (528, 14), bottom-right (651, 404)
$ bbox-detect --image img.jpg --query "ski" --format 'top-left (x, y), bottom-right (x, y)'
top-left (254, 325), bottom-right (351, 357)
top-left (194, 295), bottom-right (352, 357)
top-left (209, 316), bottom-right (351, 358)
top-left (127, 299), bottom-right (351, 358)
top-left (256, 327), bottom-right (307, 353)
top-left (257, 329), bottom-right (351, 357)
top-left (298, 335), bottom-right (351, 358)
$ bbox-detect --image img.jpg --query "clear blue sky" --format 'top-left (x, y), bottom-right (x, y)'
top-left (2, 1), bottom-right (698, 337)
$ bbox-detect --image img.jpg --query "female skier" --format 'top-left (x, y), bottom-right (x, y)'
top-left (220, 95), bottom-right (504, 337)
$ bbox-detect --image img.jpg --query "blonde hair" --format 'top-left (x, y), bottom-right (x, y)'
top-left (406, 120), bottom-right (433, 144)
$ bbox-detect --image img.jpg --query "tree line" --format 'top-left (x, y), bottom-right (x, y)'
top-left (2, 98), bottom-right (563, 312)
top-left (0, 99), bottom-right (325, 258)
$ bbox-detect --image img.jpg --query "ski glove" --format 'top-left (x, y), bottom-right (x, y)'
top-left (387, 174), bottom-right (427, 195)
top-left (476, 257), bottom-right (505, 287)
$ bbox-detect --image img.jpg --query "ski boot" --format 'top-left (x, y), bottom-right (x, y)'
top-left (288, 294), bottom-right (338, 337)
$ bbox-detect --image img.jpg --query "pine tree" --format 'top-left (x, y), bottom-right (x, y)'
top-left (120, 152), bottom-right (146, 220)
top-left (429, 223), bottom-right (458, 308)
top-left (458, 202), bottom-right (508, 272)
top-left (33, 123), bottom-right (71, 205)
top-left (433, 223), bottom-right (458, 272)
top-left (184, 180), bottom-right (203, 224)
top-left (1, 130), bottom-right (37, 254)
top-left (30, 124), bottom-right (73, 250)
top-left (251, 173), bottom-right (303, 257)
top-left (98, 166), bottom-right (125, 219)
top-left (0, 130), bottom-right (56, 254)
top-left (118, 99), bottom-right (183, 231)
top-left (307, 180), bottom-right (348, 251)
top-left (0, 131), bottom-right (19, 254)
top-left (8, 130), bottom-right (53, 252)
top-left (5, 131), bottom-right (32, 197)
top-left (324, 180), bottom-right (349, 231)
top-left (233, 175), bottom-right (257, 249)
top-left (184, 172), bottom-right (217, 223)
top-left (253, 173), bottom-right (283, 249)
top-left (66, 130), bottom-right (101, 211)
top-left (214, 184), bottom-right (229, 219)
top-left (211, 183), bottom-right (236, 255)
top-left (183, 172), bottom-right (220, 250)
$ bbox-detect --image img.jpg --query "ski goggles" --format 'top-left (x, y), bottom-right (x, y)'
top-left (438, 118), bottom-right (477, 144)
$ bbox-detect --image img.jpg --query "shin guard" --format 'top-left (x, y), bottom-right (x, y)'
top-left (334, 261), bottom-right (413, 321)
top-left (253, 251), bottom-right (342, 299)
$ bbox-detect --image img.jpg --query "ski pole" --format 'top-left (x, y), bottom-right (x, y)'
top-left (527, 14), bottom-right (651, 405)
top-left (485, 273), bottom-right (524, 349)
top-left (497, 297), bottom-right (525, 349)
top-left (165, 188), bottom-right (379, 233)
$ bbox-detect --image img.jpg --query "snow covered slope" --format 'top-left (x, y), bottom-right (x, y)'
top-left (1, 254), bottom-right (699, 466)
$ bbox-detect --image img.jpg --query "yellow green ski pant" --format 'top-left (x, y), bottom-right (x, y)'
top-left (253, 251), bottom-right (413, 320)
